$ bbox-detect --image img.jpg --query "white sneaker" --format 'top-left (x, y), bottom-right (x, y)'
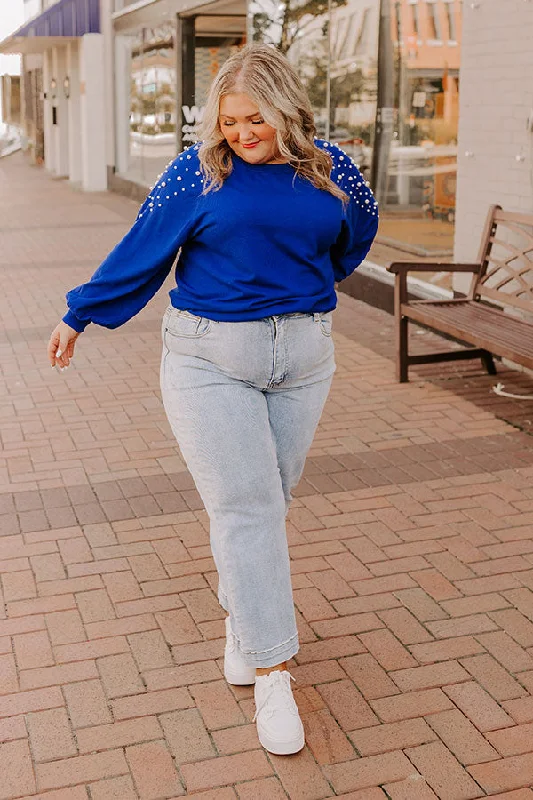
top-left (253, 669), bottom-right (305, 755)
top-left (223, 616), bottom-right (256, 686)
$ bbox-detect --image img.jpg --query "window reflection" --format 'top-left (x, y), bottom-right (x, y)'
top-left (354, 8), bottom-right (372, 53)
top-left (178, 18), bottom-right (245, 150)
top-left (411, 2), bottom-right (419, 36)
top-left (112, 0), bottom-right (462, 287)
top-left (247, 0), bottom-right (461, 284)
top-left (115, 23), bottom-right (177, 187)
top-left (377, 0), bottom-right (460, 286)
top-left (129, 24), bottom-right (177, 186)
top-left (190, 37), bottom-right (245, 145)
top-left (445, 0), bottom-right (456, 40)
top-left (329, 3), bottom-right (378, 179)
top-left (425, 1), bottom-right (441, 41)
top-left (248, 0), bottom-right (377, 175)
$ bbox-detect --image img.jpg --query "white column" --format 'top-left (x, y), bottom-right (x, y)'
top-left (66, 42), bottom-right (82, 184)
top-left (79, 33), bottom-right (107, 191)
top-left (101, 0), bottom-right (115, 170)
top-left (51, 46), bottom-right (69, 177)
top-left (114, 34), bottom-right (131, 176)
top-left (42, 49), bottom-right (54, 172)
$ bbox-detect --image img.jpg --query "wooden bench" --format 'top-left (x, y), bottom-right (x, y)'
top-left (387, 205), bottom-right (533, 382)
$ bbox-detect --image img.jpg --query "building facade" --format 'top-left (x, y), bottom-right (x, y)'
top-left (106, 0), bottom-right (463, 259)
top-left (6, 0), bottom-right (531, 285)
top-left (1, 0), bottom-right (113, 190)
top-left (1, 0), bottom-right (464, 247)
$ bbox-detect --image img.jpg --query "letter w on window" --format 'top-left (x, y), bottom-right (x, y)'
top-left (182, 106), bottom-right (205, 124)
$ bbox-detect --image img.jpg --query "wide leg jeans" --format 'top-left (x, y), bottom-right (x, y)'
top-left (160, 307), bottom-right (336, 668)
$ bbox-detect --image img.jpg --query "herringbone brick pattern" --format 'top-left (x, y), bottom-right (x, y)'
top-left (1, 152), bottom-right (533, 798)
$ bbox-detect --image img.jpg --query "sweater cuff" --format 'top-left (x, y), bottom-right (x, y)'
top-left (63, 309), bottom-right (89, 333)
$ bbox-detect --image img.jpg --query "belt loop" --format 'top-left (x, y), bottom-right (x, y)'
top-left (313, 313), bottom-right (320, 322)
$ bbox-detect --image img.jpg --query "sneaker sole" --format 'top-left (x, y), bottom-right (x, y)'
top-left (257, 727), bottom-right (305, 755)
top-left (224, 665), bottom-right (256, 686)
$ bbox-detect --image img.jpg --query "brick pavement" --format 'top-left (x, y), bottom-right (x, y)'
top-left (1, 151), bottom-right (533, 798)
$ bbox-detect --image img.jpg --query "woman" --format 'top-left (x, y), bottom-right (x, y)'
top-left (47, 43), bottom-right (378, 756)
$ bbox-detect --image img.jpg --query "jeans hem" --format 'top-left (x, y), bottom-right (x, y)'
top-left (218, 585), bottom-right (299, 667)
top-left (237, 632), bottom-right (300, 668)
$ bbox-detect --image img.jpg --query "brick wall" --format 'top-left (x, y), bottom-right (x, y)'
top-left (453, 0), bottom-right (533, 286)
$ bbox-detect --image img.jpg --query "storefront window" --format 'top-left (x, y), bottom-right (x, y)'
top-left (113, 0), bottom-right (460, 285)
top-left (381, 0), bottom-right (460, 286)
top-left (178, 18), bottom-right (245, 151)
top-left (116, 21), bottom-right (177, 187)
top-left (116, 14), bottom-right (245, 182)
top-left (329, 4), bottom-right (378, 180)
top-left (249, 0), bottom-right (461, 288)
top-left (248, 0), bottom-right (378, 177)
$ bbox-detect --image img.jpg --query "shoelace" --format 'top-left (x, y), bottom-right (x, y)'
top-left (253, 670), bottom-right (296, 722)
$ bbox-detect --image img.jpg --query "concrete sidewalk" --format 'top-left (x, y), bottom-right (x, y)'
top-left (1, 151), bottom-right (533, 799)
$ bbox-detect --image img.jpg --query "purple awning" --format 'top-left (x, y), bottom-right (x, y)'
top-left (15, 0), bottom-right (100, 38)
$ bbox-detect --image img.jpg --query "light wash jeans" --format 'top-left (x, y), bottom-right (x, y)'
top-left (160, 306), bottom-right (336, 668)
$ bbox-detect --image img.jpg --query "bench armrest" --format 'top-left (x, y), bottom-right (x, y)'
top-left (387, 262), bottom-right (482, 275)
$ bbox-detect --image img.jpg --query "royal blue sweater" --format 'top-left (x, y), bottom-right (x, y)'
top-left (63, 140), bottom-right (378, 332)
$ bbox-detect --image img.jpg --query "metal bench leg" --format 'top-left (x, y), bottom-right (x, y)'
top-left (480, 350), bottom-right (497, 375)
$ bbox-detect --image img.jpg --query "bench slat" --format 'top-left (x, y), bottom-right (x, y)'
top-left (406, 302), bottom-right (533, 347)
top-left (403, 301), bottom-right (533, 369)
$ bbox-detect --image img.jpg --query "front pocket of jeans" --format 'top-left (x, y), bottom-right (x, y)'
top-left (318, 315), bottom-right (332, 337)
top-left (165, 311), bottom-right (211, 339)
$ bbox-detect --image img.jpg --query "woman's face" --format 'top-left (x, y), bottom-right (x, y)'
top-left (219, 93), bottom-right (283, 165)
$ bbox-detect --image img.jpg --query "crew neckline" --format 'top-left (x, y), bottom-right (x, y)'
top-left (232, 153), bottom-right (294, 169)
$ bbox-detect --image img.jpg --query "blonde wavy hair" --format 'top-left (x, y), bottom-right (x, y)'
top-left (197, 44), bottom-right (348, 204)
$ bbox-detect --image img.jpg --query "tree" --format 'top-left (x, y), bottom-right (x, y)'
top-left (250, 0), bottom-right (347, 55)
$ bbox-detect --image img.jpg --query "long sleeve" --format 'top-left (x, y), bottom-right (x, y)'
top-left (327, 143), bottom-right (379, 283)
top-left (62, 150), bottom-right (200, 332)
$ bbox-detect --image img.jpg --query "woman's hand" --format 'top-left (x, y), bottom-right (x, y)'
top-left (47, 322), bottom-right (81, 369)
